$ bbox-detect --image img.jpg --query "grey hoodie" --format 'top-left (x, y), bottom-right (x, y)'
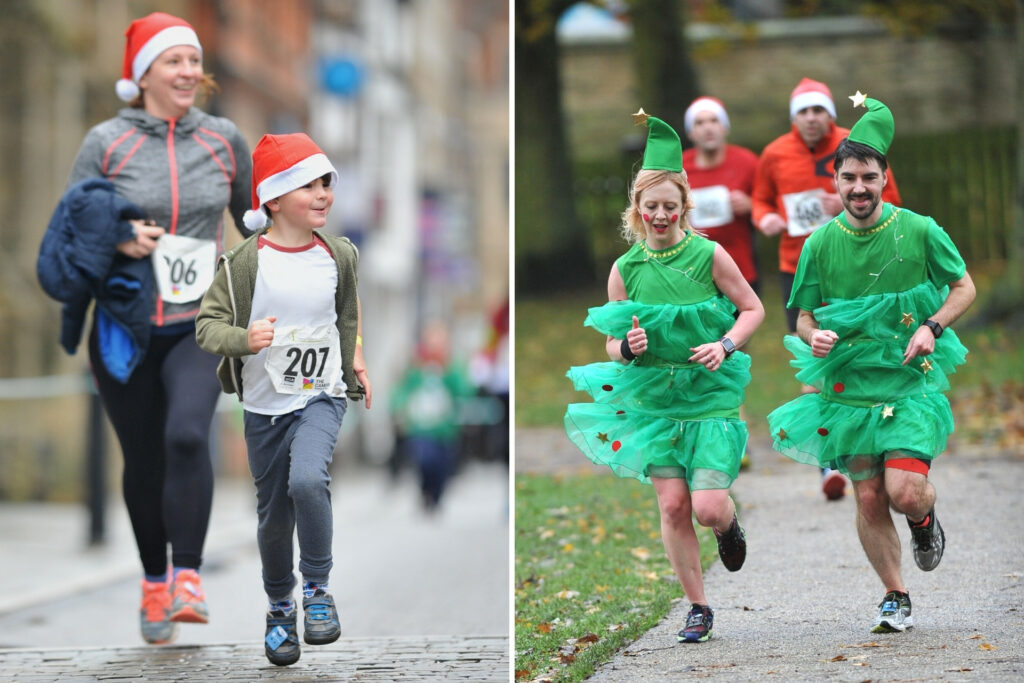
top-left (68, 106), bottom-right (252, 327)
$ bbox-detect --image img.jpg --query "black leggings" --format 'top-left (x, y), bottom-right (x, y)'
top-left (89, 324), bottom-right (221, 575)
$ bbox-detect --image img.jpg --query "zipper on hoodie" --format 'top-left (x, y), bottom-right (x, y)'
top-left (156, 118), bottom-right (182, 327)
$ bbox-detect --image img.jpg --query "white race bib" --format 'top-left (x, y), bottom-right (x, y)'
top-left (264, 324), bottom-right (341, 396)
top-left (689, 185), bottom-right (733, 229)
top-left (782, 189), bottom-right (828, 237)
top-left (152, 234), bottom-right (217, 303)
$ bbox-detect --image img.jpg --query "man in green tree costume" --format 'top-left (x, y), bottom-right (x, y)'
top-left (767, 92), bottom-right (976, 633)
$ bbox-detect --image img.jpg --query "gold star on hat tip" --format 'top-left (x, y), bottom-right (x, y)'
top-left (632, 107), bottom-right (650, 126)
top-left (849, 90), bottom-right (868, 108)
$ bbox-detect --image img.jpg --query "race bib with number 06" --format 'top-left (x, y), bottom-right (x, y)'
top-left (152, 234), bottom-right (217, 303)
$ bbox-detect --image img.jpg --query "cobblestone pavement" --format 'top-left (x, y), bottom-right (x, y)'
top-left (0, 635), bottom-right (508, 681)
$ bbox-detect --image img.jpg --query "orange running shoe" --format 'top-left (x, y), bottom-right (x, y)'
top-left (140, 579), bottom-right (178, 644)
top-left (169, 569), bottom-right (210, 623)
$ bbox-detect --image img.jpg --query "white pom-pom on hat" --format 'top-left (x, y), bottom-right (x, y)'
top-left (116, 79), bottom-right (140, 102)
top-left (243, 209), bottom-right (268, 231)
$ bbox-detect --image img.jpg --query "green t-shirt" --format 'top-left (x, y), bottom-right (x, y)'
top-left (789, 204), bottom-right (966, 310)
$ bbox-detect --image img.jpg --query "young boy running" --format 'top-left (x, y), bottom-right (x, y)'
top-left (196, 133), bottom-right (371, 665)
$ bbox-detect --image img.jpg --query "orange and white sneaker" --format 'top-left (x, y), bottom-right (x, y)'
top-left (140, 579), bottom-right (178, 644)
top-left (169, 569), bottom-right (209, 624)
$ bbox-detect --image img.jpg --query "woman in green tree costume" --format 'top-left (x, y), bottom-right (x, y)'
top-left (767, 94), bottom-right (976, 634)
top-left (564, 110), bottom-right (764, 644)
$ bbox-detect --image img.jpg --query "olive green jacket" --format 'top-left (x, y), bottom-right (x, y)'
top-left (195, 228), bottom-right (365, 402)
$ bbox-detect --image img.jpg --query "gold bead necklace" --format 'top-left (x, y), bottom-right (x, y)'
top-left (835, 207), bottom-right (900, 236)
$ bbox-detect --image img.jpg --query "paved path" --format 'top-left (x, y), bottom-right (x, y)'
top-left (517, 428), bottom-right (1024, 682)
top-left (0, 460), bottom-right (510, 680)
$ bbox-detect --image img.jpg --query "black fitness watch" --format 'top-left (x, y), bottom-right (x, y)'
top-left (921, 319), bottom-right (943, 338)
top-left (719, 337), bottom-right (736, 356)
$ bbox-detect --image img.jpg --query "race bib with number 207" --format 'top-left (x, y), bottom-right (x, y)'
top-left (264, 325), bottom-right (342, 396)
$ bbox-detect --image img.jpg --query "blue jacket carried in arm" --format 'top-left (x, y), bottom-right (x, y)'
top-left (37, 178), bottom-right (153, 383)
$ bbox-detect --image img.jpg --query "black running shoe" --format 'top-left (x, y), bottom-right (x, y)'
top-left (715, 513), bottom-right (746, 572)
top-left (265, 609), bottom-right (300, 666)
top-left (908, 508), bottom-right (945, 571)
top-left (302, 590), bottom-right (341, 645)
top-left (678, 603), bottom-right (714, 643)
top-left (871, 590), bottom-right (913, 633)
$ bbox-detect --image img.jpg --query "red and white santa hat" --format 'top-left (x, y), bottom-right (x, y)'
top-left (116, 12), bottom-right (202, 102)
top-left (243, 133), bottom-right (339, 231)
top-left (684, 96), bottom-right (730, 133)
top-left (789, 77), bottom-right (836, 120)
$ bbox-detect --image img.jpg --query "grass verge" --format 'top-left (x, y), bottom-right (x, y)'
top-left (514, 472), bottom-right (718, 682)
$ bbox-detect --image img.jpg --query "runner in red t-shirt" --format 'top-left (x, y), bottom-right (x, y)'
top-left (682, 97), bottom-right (761, 293)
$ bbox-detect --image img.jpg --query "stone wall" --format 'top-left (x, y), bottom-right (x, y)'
top-left (561, 17), bottom-right (1016, 161)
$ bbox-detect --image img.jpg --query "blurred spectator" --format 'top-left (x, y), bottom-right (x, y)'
top-left (469, 297), bottom-right (509, 465)
top-left (390, 322), bottom-right (475, 511)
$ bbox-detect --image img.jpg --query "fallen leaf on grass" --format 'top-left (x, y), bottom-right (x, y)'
top-left (608, 623), bottom-right (625, 631)
top-left (630, 546), bottom-right (651, 561)
top-left (536, 622), bottom-right (552, 633)
top-left (554, 590), bottom-right (579, 599)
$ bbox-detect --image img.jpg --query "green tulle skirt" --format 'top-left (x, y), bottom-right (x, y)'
top-left (564, 298), bottom-right (750, 488)
top-left (767, 281), bottom-right (968, 480)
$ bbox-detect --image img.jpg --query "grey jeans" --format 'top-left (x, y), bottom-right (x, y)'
top-left (243, 393), bottom-right (347, 601)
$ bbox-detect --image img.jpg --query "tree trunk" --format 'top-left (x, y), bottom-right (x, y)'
top-left (627, 0), bottom-right (699, 140)
top-left (515, 0), bottom-right (594, 293)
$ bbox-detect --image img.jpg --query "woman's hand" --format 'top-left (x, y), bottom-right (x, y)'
top-left (623, 315), bottom-right (647, 360)
top-left (689, 341), bottom-right (727, 371)
top-left (117, 220), bottom-right (165, 258)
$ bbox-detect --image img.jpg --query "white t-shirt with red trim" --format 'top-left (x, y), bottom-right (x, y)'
top-left (241, 234), bottom-right (344, 415)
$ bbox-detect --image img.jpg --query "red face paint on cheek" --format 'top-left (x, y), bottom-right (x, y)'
top-left (642, 214), bottom-right (651, 223)
top-left (670, 214), bottom-right (679, 223)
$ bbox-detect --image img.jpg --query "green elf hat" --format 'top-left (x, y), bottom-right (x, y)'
top-left (633, 108), bottom-right (682, 172)
top-left (847, 91), bottom-right (894, 155)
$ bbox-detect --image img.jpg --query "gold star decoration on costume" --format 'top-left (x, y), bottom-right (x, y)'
top-left (900, 312), bottom-right (915, 328)
top-left (849, 90), bottom-right (868, 108)
top-left (881, 405), bottom-right (894, 419)
top-left (596, 432), bottom-right (610, 444)
top-left (920, 358), bottom-right (933, 374)
top-left (777, 428), bottom-right (788, 441)
top-left (632, 107), bottom-right (650, 126)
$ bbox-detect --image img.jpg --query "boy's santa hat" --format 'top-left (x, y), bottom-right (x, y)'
top-left (116, 12), bottom-right (202, 102)
top-left (789, 77), bottom-right (836, 120)
top-left (684, 96), bottom-right (730, 133)
top-left (243, 133), bottom-right (339, 231)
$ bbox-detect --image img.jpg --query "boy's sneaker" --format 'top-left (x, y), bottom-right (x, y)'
top-left (140, 579), bottom-right (178, 645)
top-left (822, 467), bottom-right (846, 501)
top-left (169, 569), bottom-right (209, 623)
top-left (302, 590), bottom-right (341, 644)
top-left (265, 608), bottom-right (301, 666)
top-left (714, 513), bottom-right (747, 572)
top-left (871, 590), bottom-right (913, 633)
top-left (908, 508), bottom-right (945, 571)
top-left (677, 603), bottom-right (714, 643)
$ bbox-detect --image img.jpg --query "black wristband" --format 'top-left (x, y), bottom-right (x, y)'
top-left (620, 338), bottom-right (636, 361)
